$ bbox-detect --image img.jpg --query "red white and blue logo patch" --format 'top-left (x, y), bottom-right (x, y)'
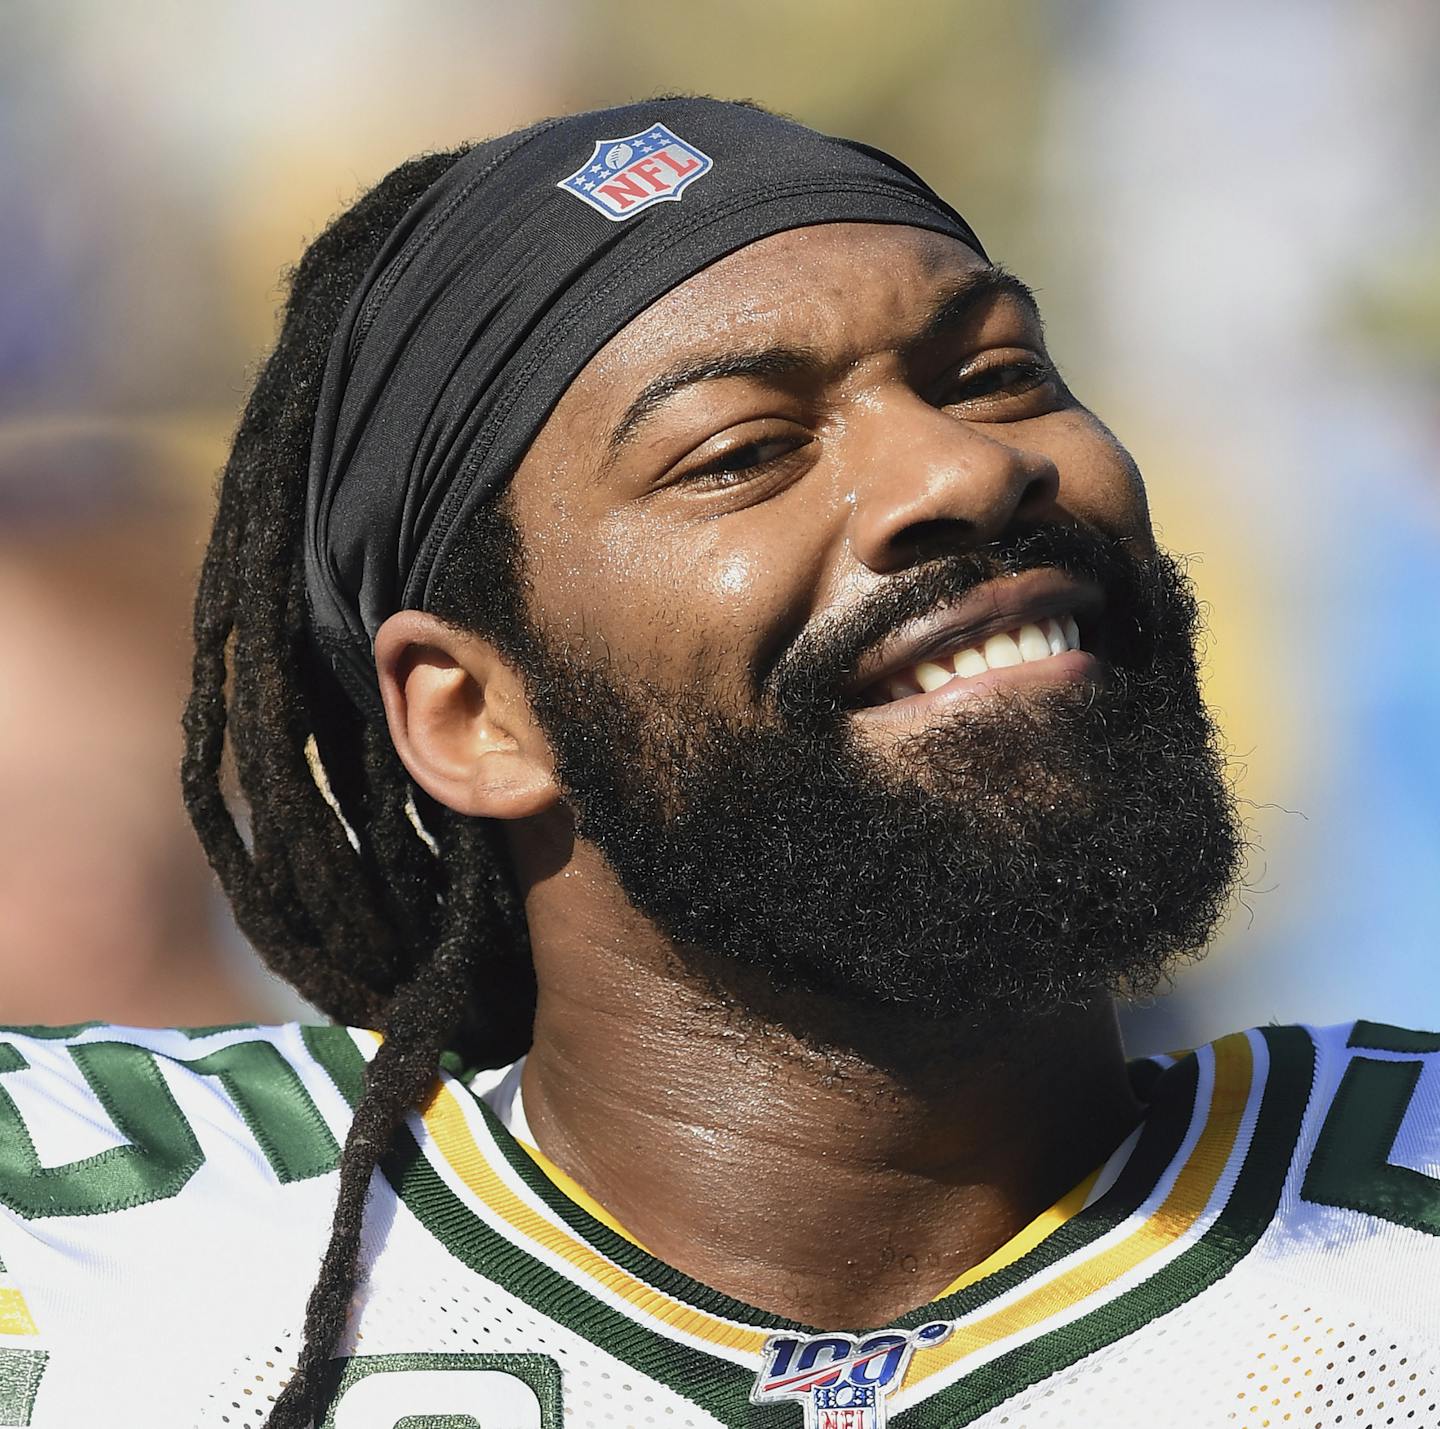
top-left (557, 123), bottom-right (713, 221)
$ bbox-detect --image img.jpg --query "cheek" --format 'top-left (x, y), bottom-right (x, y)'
top-left (596, 526), bottom-right (791, 676)
top-left (715, 551), bottom-right (751, 596)
top-left (568, 512), bottom-right (819, 694)
top-left (509, 454), bottom-right (829, 692)
top-left (1051, 411), bottom-right (1153, 544)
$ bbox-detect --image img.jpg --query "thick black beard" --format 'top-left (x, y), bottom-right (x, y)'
top-left (515, 526), bottom-right (1243, 1027)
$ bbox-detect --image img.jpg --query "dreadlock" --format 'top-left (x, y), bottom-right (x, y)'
top-left (181, 149), bottom-right (538, 1428)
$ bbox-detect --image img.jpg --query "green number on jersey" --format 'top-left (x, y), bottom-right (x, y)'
top-left (184, 1040), bottom-right (339, 1183)
top-left (318, 1354), bottom-right (562, 1429)
top-left (0, 1349), bottom-right (46, 1426)
top-left (0, 1036), bottom-right (342, 1219)
top-left (0, 1042), bottom-right (203, 1218)
top-left (1301, 1022), bottom-right (1440, 1236)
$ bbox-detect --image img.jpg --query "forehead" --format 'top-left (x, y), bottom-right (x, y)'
top-left (555, 223), bottom-right (997, 419)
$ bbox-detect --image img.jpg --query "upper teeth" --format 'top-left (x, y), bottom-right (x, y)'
top-left (881, 614), bottom-right (1081, 703)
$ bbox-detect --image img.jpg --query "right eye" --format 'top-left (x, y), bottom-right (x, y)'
top-left (933, 352), bottom-right (1060, 420)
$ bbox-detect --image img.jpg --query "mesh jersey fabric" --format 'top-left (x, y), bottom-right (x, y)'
top-left (0, 1019), bottom-right (1437, 1427)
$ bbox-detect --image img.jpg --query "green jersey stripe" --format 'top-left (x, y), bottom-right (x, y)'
top-left (892, 1024), bottom-right (1316, 1427)
top-left (462, 1092), bottom-right (810, 1333)
top-left (383, 1126), bottom-right (761, 1426)
top-left (454, 1052), bottom-right (1200, 1338)
top-left (895, 1052), bottom-right (1201, 1331)
top-left (305, 1022), bottom-right (1309, 1428)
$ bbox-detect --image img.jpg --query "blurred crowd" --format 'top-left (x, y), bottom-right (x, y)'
top-left (2, 0), bottom-right (1436, 1048)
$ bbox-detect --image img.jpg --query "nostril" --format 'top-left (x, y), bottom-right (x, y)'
top-left (890, 517), bottom-right (973, 562)
top-left (1016, 464), bottom-right (1061, 518)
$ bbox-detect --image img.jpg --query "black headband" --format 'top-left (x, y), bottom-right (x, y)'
top-left (304, 97), bottom-right (986, 709)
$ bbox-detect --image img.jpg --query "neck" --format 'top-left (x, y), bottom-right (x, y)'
top-left (513, 832), bottom-right (1142, 1328)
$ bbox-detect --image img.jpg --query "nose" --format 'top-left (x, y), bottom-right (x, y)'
top-left (846, 396), bottom-right (1061, 574)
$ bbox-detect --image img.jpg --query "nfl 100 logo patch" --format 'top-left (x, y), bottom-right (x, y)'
top-left (557, 123), bottom-right (713, 220)
top-left (750, 1321), bottom-right (954, 1429)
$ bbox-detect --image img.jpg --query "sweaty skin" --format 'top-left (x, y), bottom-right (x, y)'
top-left (375, 223), bottom-right (1153, 1326)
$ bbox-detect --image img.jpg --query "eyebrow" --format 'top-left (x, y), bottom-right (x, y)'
top-left (920, 266), bottom-right (1043, 344)
top-left (607, 346), bottom-right (818, 455)
top-left (605, 265), bottom-right (1043, 456)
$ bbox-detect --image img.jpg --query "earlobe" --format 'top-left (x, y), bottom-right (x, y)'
top-left (373, 610), bottom-right (560, 821)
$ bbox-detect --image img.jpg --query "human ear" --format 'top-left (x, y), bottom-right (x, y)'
top-left (373, 610), bottom-right (559, 820)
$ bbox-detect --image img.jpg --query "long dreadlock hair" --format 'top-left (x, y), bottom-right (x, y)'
top-left (181, 148), bottom-right (540, 1428)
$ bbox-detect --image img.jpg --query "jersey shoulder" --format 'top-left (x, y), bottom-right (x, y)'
top-left (1231, 1019), bottom-right (1440, 1330)
top-left (1293, 1018), bottom-right (1440, 1235)
top-left (0, 1021), bottom-right (366, 1220)
top-left (0, 1022), bottom-right (373, 1426)
top-left (0, 1020), bottom-right (371, 1275)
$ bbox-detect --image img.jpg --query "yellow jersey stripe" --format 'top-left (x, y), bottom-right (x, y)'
top-left (903, 1032), bottom-right (1253, 1389)
top-left (517, 1136), bottom-right (651, 1251)
top-left (932, 1168), bottom-right (1102, 1299)
top-left (408, 1029), bottom-right (1243, 1385)
top-left (511, 1134), bottom-right (1097, 1308)
top-left (362, 1030), bottom-right (763, 1355)
top-left (420, 1078), bottom-right (770, 1356)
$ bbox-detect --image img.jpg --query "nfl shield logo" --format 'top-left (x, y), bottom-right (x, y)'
top-left (557, 123), bottom-right (713, 221)
top-left (813, 1383), bottom-right (879, 1428)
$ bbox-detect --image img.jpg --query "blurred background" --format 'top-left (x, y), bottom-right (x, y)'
top-left (1, 0), bottom-right (1436, 1049)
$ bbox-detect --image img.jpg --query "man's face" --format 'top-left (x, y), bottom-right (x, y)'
top-left (495, 223), bottom-right (1240, 1024)
top-left (509, 224), bottom-right (1150, 739)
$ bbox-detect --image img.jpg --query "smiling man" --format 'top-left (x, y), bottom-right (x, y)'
top-left (2, 98), bottom-right (1439, 1429)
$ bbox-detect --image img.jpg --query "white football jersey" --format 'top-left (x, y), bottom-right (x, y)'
top-left (0, 1019), bottom-right (1437, 1428)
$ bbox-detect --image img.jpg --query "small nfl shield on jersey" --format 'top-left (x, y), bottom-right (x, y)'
top-left (557, 123), bottom-right (713, 220)
top-left (750, 1322), bottom-right (954, 1428)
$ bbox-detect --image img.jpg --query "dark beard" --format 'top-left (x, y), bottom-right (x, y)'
top-left (513, 526), bottom-right (1243, 1028)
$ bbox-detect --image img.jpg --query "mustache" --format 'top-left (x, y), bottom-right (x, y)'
top-left (765, 523), bottom-right (1158, 719)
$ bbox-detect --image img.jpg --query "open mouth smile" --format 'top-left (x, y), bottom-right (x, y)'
top-left (847, 570), bottom-right (1105, 717)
